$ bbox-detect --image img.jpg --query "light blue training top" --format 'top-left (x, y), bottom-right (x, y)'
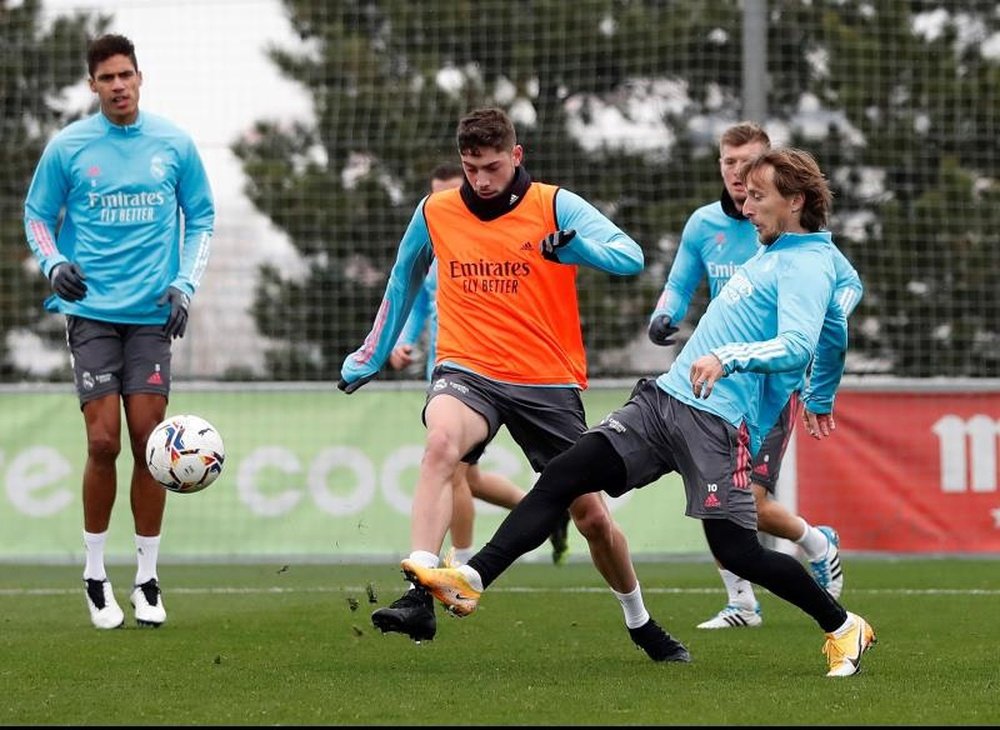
top-left (656, 230), bottom-right (851, 455)
top-left (24, 110), bottom-right (215, 324)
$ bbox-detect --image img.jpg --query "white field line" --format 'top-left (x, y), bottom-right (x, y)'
top-left (2, 585), bottom-right (999, 597)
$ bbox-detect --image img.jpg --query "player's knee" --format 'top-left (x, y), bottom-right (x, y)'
top-left (755, 497), bottom-right (780, 532)
top-left (87, 432), bottom-right (121, 461)
top-left (703, 519), bottom-right (763, 576)
top-left (422, 427), bottom-right (460, 467)
top-left (569, 495), bottom-right (614, 542)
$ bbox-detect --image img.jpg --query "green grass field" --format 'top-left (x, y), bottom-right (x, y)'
top-left (2, 558), bottom-right (998, 726)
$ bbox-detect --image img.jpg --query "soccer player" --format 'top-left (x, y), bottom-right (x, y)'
top-left (404, 148), bottom-right (877, 677)
top-left (388, 162), bottom-right (571, 567)
top-left (340, 107), bottom-right (688, 661)
top-left (647, 122), bottom-right (862, 629)
top-left (24, 34), bottom-right (214, 629)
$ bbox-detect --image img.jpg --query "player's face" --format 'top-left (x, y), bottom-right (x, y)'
top-left (719, 141), bottom-right (768, 207)
top-left (430, 175), bottom-right (463, 193)
top-left (459, 145), bottom-right (523, 200)
top-left (741, 165), bottom-right (805, 246)
top-left (89, 54), bottom-right (142, 126)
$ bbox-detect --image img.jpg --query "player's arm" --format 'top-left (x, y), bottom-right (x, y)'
top-left (389, 279), bottom-right (431, 370)
top-left (23, 141), bottom-right (71, 278)
top-left (711, 249), bottom-right (834, 378)
top-left (542, 189), bottom-right (643, 275)
top-left (802, 247), bottom-right (863, 414)
top-left (171, 136), bottom-right (216, 298)
top-left (339, 201), bottom-right (434, 391)
top-left (649, 214), bottom-right (707, 326)
top-left (396, 278), bottom-right (431, 348)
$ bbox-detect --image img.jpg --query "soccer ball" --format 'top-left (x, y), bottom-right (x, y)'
top-left (146, 414), bottom-right (225, 494)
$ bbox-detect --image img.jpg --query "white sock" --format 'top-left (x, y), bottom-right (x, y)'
top-left (719, 568), bottom-right (757, 609)
top-left (612, 584), bottom-right (650, 630)
top-left (457, 565), bottom-right (484, 593)
top-left (135, 534), bottom-right (161, 585)
top-left (406, 550), bottom-right (440, 591)
top-left (451, 546), bottom-right (475, 566)
top-left (832, 613), bottom-right (856, 637)
top-left (795, 519), bottom-right (830, 560)
top-left (83, 530), bottom-right (108, 581)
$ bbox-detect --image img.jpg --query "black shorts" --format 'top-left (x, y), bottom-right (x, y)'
top-left (65, 316), bottom-right (171, 405)
top-left (750, 394), bottom-right (800, 493)
top-left (425, 366), bottom-right (586, 472)
top-left (588, 378), bottom-right (757, 530)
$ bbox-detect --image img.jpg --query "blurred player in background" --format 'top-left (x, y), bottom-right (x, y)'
top-left (389, 162), bottom-right (571, 568)
top-left (405, 147), bottom-right (877, 678)
top-left (23, 34), bottom-right (214, 630)
top-left (341, 107), bottom-right (688, 661)
top-left (647, 122), bottom-right (860, 629)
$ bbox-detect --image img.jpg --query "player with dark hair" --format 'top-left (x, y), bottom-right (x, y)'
top-left (405, 147), bottom-right (877, 678)
top-left (389, 163), bottom-right (571, 568)
top-left (648, 122), bottom-right (861, 629)
top-left (24, 33), bottom-right (214, 629)
top-left (340, 107), bottom-right (687, 661)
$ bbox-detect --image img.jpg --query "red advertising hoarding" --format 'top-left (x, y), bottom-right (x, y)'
top-left (795, 389), bottom-right (1000, 553)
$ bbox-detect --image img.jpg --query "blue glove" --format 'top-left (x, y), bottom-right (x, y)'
top-left (648, 314), bottom-right (679, 346)
top-left (337, 373), bottom-right (376, 394)
top-left (539, 229), bottom-right (576, 262)
top-left (157, 287), bottom-right (191, 339)
top-left (49, 262), bottom-right (87, 301)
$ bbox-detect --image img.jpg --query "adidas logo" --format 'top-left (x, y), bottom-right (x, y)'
top-left (509, 193), bottom-right (519, 205)
top-left (753, 463), bottom-right (769, 475)
top-left (147, 372), bottom-right (163, 385)
top-left (520, 241), bottom-right (534, 251)
top-left (703, 493), bottom-right (721, 508)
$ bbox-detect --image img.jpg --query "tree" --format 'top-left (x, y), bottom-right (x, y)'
top-left (236, 0), bottom-right (999, 380)
top-left (0, 0), bottom-right (107, 380)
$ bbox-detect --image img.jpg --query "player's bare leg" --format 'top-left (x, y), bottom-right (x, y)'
top-left (372, 395), bottom-right (487, 642)
top-left (123, 393), bottom-right (168, 627)
top-left (81, 395), bottom-right (126, 630)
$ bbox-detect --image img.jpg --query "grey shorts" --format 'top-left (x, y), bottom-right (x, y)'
top-left (65, 316), bottom-right (171, 405)
top-left (425, 366), bottom-right (586, 472)
top-left (751, 395), bottom-right (800, 492)
top-left (589, 378), bottom-right (756, 529)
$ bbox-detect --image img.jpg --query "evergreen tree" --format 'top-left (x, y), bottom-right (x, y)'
top-left (0, 0), bottom-right (106, 379)
top-left (236, 0), bottom-right (999, 380)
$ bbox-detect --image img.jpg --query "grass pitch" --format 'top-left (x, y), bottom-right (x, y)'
top-left (1, 558), bottom-right (998, 725)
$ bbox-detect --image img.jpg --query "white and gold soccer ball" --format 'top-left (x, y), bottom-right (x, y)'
top-left (146, 414), bottom-right (225, 494)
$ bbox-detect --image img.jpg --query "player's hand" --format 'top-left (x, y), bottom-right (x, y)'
top-left (689, 354), bottom-right (724, 399)
top-left (49, 262), bottom-right (87, 301)
top-left (389, 344), bottom-right (414, 371)
top-left (539, 229), bottom-right (576, 262)
top-left (802, 409), bottom-right (836, 439)
top-left (648, 315), bottom-right (679, 346)
top-left (337, 373), bottom-right (375, 394)
top-left (157, 286), bottom-right (190, 339)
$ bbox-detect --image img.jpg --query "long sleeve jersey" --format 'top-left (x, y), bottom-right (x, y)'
top-left (657, 231), bottom-right (845, 455)
top-left (650, 192), bottom-right (863, 445)
top-left (395, 262), bottom-right (439, 381)
top-left (24, 110), bottom-right (215, 324)
top-left (341, 174), bottom-right (643, 389)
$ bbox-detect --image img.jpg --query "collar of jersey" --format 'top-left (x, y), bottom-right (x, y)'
top-left (766, 229), bottom-right (833, 250)
top-left (459, 166), bottom-right (533, 222)
top-left (99, 110), bottom-right (144, 135)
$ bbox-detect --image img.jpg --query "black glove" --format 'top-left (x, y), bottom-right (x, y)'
top-left (157, 286), bottom-right (190, 339)
top-left (648, 314), bottom-right (679, 346)
top-left (337, 373), bottom-right (376, 394)
top-left (539, 229), bottom-right (576, 262)
top-left (49, 262), bottom-right (87, 301)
